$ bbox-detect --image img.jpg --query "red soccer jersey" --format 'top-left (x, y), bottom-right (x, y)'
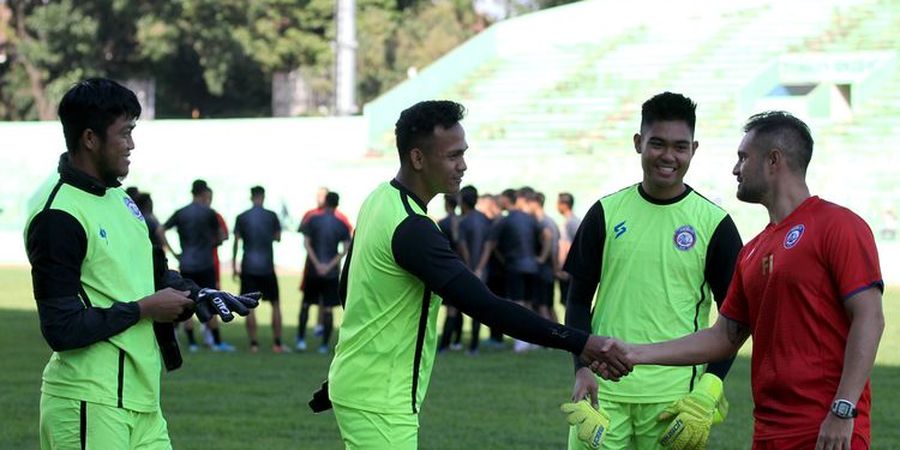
top-left (720, 196), bottom-right (882, 442)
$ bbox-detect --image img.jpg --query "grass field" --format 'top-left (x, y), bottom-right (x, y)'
top-left (1, 266), bottom-right (898, 449)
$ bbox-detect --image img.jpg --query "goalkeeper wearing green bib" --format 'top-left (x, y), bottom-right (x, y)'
top-left (317, 100), bottom-right (633, 449)
top-left (25, 78), bottom-right (259, 450)
top-left (562, 92), bottom-right (742, 450)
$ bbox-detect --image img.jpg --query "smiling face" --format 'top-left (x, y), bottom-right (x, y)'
top-left (90, 115), bottom-right (136, 181)
top-left (634, 120), bottom-right (697, 199)
top-left (420, 123), bottom-right (468, 196)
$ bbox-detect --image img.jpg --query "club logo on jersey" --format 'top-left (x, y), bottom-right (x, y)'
top-left (673, 225), bottom-right (696, 251)
top-left (783, 224), bottom-right (805, 249)
top-left (614, 221), bottom-right (627, 239)
top-left (99, 226), bottom-right (109, 245)
top-left (123, 197), bottom-right (144, 221)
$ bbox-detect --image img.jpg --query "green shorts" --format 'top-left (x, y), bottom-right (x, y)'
top-left (333, 403), bottom-right (419, 450)
top-left (567, 400), bottom-right (670, 450)
top-left (40, 393), bottom-right (171, 450)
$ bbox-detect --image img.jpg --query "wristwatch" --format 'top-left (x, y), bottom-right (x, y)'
top-left (830, 399), bottom-right (858, 419)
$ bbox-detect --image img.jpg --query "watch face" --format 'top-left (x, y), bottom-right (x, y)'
top-left (832, 400), bottom-right (855, 418)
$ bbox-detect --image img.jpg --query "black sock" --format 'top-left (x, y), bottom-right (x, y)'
top-left (250, 340), bottom-right (259, 347)
top-left (298, 305), bottom-right (310, 340)
top-left (211, 328), bottom-right (222, 345)
top-left (274, 337), bottom-right (282, 347)
top-left (184, 328), bottom-right (196, 345)
top-left (322, 311), bottom-right (334, 347)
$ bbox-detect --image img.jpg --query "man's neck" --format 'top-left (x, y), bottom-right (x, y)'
top-left (395, 168), bottom-right (436, 205)
top-left (68, 151), bottom-right (102, 182)
top-left (765, 180), bottom-right (811, 224)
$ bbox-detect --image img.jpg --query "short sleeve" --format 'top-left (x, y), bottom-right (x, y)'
top-left (824, 211), bottom-right (883, 300)
top-left (392, 215), bottom-right (467, 292)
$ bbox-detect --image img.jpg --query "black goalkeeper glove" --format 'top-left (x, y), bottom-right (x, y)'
top-left (195, 288), bottom-right (261, 323)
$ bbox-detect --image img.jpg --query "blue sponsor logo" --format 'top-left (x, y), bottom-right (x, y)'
top-left (614, 221), bottom-right (627, 239)
top-left (124, 197), bottom-right (144, 221)
top-left (783, 224), bottom-right (805, 249)
top-left (673, 225), bottom-right (696, 251)
top-left (99, 227), bottom-right (109, 245)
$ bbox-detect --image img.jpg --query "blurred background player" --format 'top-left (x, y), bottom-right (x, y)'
top-left (530, 191), bottom-right (560, 324)
top-left (556, 192), bottom-right (581, 306)
top-left (455, 185), bottom-right (493, 354)
top-left (298, 191), bottom-right (351, 353)
top-left (162, 180), bottom-right (234, 352)
top-left (298, 187), bottom-right (353, 342)
top-left (233, 186), bottom-right (284, 353)
top-left (563, 92), bottom-right (742, 450)
top-left (437, 193), bottom-right (465, 352)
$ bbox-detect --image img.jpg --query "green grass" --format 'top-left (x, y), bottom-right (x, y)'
top-left (1, 266), bottom-right (898, 449)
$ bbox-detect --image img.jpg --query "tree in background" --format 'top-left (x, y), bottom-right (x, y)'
top-left (0, 0), bottom-right (573, 120)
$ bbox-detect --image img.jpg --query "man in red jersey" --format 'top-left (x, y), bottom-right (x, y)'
top-left (613, 111), bottom-right (884, 450)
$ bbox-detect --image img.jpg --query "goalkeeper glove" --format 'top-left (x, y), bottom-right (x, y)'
top-left (657, 373), bottom-right (727, 450)
top-left (195, 288), bottom-right (261, 323)
top-left (560, 400), bottom-right (610, 449)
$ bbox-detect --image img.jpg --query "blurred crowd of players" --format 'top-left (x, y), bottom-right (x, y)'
top-left (124, 181), bottom-right (575, 356)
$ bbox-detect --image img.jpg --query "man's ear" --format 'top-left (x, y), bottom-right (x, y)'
top-left (633, 133), bottom-right (642, 154)
top-left (410, 147), bottom-right (426, 170)
top-left (82, 128), bottom-right (100, 152)
top-left (691, 140), bottom-right (699, 156)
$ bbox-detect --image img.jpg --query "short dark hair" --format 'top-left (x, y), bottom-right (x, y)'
top-left (135, 192), bottom-right (153, 213)
top-left (534, 192), bottom-right (545, 207)
top-left (641, 92), bottom-right (697, 135)
top-left (250, 186), bottom-right (265, 197)
top-left (444, 194), bottom-right (459, 209)
top-left (325, 191), bottom-right (340, 208)
top-left (743, 111), bottom-right (814, 173)
top-left (501, 188), bottom-right (517, 203)
top-left (58, 78), bottom-right (141, 153)
top-left (394, 100), bottom-right (466, 162)
top-left (558, 192), bottom-right (574, 209)
top-left (125, 186), bottom-right (140, 200)
top-left (517, 186), bottom-right (536, 202)
top-left (191, 179), bottom-right (209, 196)
top-left (459, 185), bottom-right (478, 209)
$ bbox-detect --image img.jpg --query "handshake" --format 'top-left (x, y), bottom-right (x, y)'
top-left (578, 335), bottom-right (633, 381)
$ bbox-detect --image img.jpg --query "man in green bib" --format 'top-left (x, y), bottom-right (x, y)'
top-left (320, 100), bottom-right (632, 449)
top-left (563, 92), bottom-right (743, 450)
top-left (24, 78), bottom-right (260, 449)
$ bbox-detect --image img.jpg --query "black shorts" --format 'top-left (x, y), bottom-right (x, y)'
top-left (181, 268), bottom-right (217, 290)
top-left (505, 272), bottom-right (536, 303)
top-left (303, 276), bottom-right (340, 307)
top-left (240, 273), bottom-right (280, 302)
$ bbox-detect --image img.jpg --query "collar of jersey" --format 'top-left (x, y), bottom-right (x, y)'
top-left (390, 178), bottom-right (428, 213)
top-left (58, 153), bottom-right (120, 197)
top-left (637, 183), bottom-right (693, 206)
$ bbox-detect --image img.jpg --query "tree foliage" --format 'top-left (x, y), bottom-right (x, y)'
top-left (0, 0), bottom-right (515, 119)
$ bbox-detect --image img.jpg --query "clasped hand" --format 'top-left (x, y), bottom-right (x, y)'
top-left (579, 335), bottom-right (633, 381)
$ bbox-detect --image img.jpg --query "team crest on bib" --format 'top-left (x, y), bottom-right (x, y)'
top-left (673, 225), bottom-right (696, 251)
top-left (124, 197), bottom-right (145, 221)
top-left (783, 224), bottom-right (805, 249)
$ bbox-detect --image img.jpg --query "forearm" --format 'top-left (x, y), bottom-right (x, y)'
top-left (438, 271), bottom-right (588, 354)
top-left (834, 310), bottom-right (884, 403)
top-left (630, 316), bottom-right (743, 367)
top-left (37, 296), bottom-right (141, 351)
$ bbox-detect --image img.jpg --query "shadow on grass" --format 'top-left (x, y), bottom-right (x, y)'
top-left (2, 307), bottom-right (899, 449)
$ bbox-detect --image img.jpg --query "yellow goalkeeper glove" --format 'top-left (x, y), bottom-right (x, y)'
top-left (560, 400), bottom-right (610, 449)
top-left (657, 373), bottom-right (727, 450)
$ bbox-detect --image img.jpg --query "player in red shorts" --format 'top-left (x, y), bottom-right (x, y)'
top-left (617, 111), bottom-right (884, 450)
